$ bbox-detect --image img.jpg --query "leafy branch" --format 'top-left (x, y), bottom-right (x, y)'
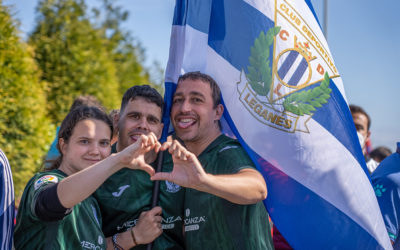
top-left (247, 26), bottom-right (280, 97)
top-left (283, 72), bottom-right (332, 116)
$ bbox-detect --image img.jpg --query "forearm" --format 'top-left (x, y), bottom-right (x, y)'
top-left (196, 169), bottom-right (267, 204)
top-left (57, 154), bottom-right (123, 208)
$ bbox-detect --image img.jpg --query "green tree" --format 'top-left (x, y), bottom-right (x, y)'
top-left (30, 0), bottom-right (121, 123)
top-left (0, 3), bottom-right (54, 198)
top-left (92, 0), bottom-right (162, 96)
top-left (148, 60), bottom-right (165, 95)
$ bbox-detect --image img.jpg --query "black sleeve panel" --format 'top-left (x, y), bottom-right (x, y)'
top-left (34, 183), bottom-right (71, 222)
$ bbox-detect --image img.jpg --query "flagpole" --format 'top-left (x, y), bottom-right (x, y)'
top-left (146, 151), bottom-right (165, 250)
top-left (323, 0), bottom-right (328, 39)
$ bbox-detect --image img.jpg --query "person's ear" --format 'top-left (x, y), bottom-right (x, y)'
top-left (59, 138), bottom-right (67, 155)
top-left (157, 123), bottom-right (164, 140)
top-left (215, 104), bottom-right (224, 120)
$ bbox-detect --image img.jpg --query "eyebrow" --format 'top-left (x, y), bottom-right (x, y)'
top-left (76, 136), bottom-right (90, 140)
top-left (76, 136), bottom-right (111, 142)
top-left (76, 136), bottom-right (93, 141)
top-left (147, 114), bottom-right (161, 123)
top-left (174, 91), bottom-right (206, 99)
top-left (126, 111), bottom-right (140, 116)
top-left (77, 136), bottom-right (107, 139)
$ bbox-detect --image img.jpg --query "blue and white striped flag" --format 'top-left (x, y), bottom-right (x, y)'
top-left (0, 149), bottom-right (14, 250)
top-left (163, 0), bottom-right (392, 249)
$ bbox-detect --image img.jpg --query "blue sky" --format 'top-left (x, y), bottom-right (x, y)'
top-left (4, 0), bottom-right (399, 151)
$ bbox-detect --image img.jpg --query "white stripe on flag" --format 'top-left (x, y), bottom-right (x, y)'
top-left (165, 25), bottom-right (186, 83)
top-left (243, 0), bottom-right (275, 21)
top-left (166, 25), bottom-right (209, 83)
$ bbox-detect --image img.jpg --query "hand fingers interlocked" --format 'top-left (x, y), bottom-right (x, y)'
top-left (160, 136), bottom-right (191, 161)
top-left (138, 133), bottom-right (161, 153)
top-left (119, 132), bottom-right (162, 176)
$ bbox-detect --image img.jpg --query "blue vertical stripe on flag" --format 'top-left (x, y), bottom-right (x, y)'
top-left (288, 57), bottom-right (308, 86)
top-left (278, 50), bottom-right (299, 80)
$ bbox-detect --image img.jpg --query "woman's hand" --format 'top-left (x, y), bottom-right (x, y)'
top-left (118, 133), bottom-right (161, 176)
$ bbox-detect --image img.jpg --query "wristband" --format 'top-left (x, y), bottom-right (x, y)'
top-left (112, 233), bottom-right (124, 250)
top-left (130, 227), bottom-right (138, 246)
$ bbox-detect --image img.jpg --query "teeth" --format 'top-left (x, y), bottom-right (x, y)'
top-left (130, 132), bottom-right (144, 141)
top-left (179, 118), bottom-right (194, 123)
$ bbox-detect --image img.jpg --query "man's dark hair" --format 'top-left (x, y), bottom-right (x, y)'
top-left (120, 85), bottom-right (164, 115)
top-left (69, 95), bottom-right (105, 112)
top-left (178, 71), bottom-right (221, 108)
top-left (109, 109), bottom-right (119, 138)
top-left (349, 104), bottom-right (371, 130)
top-left (370, 146), bottom-right (392, 163)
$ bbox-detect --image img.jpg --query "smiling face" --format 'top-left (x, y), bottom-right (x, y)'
top-left (171, 78), bottom-right (223, 154)
top-left (59, 119), bottom-right (111, 175)
top-left (117, 97), bottom-right (163, 151)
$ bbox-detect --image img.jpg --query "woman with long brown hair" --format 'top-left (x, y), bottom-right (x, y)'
top-left (15, 106), bottom-right (162, 249)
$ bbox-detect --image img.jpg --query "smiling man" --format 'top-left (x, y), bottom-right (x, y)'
top-left (152, 72), bottom-right (274, 250)
top-left (94, 85), bottom-right (185, 249)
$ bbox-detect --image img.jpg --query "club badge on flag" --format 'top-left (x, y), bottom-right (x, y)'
top-left (237, 1), bottom-right (339, 134)
top-left (163, 0), bottom-right (393, 249)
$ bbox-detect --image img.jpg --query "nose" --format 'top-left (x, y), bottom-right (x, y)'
top-left (88, 143), bottom-right (100, 156)
top-left (137, 117), bottom-right (149, 131)
top-left (180, 99), bottom-right (192, 113)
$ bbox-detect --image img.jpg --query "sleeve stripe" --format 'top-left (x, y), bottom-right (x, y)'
top-left (0, 150), bottom-right (15, 250)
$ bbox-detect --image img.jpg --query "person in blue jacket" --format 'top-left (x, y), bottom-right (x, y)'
top-left (372, 142), bottom-right (400, 247)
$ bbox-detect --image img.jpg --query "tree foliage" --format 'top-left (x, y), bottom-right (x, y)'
top-left (0, 0), bottom-right (163, 198)
top-left (92, 0), bottom-right (160, 96)
top-left (0, 3), bottom-right (54, 198)
top-left (29, 0), bottom-right (162, 124)
top-left (29, 0), bottom-right (121, 123)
